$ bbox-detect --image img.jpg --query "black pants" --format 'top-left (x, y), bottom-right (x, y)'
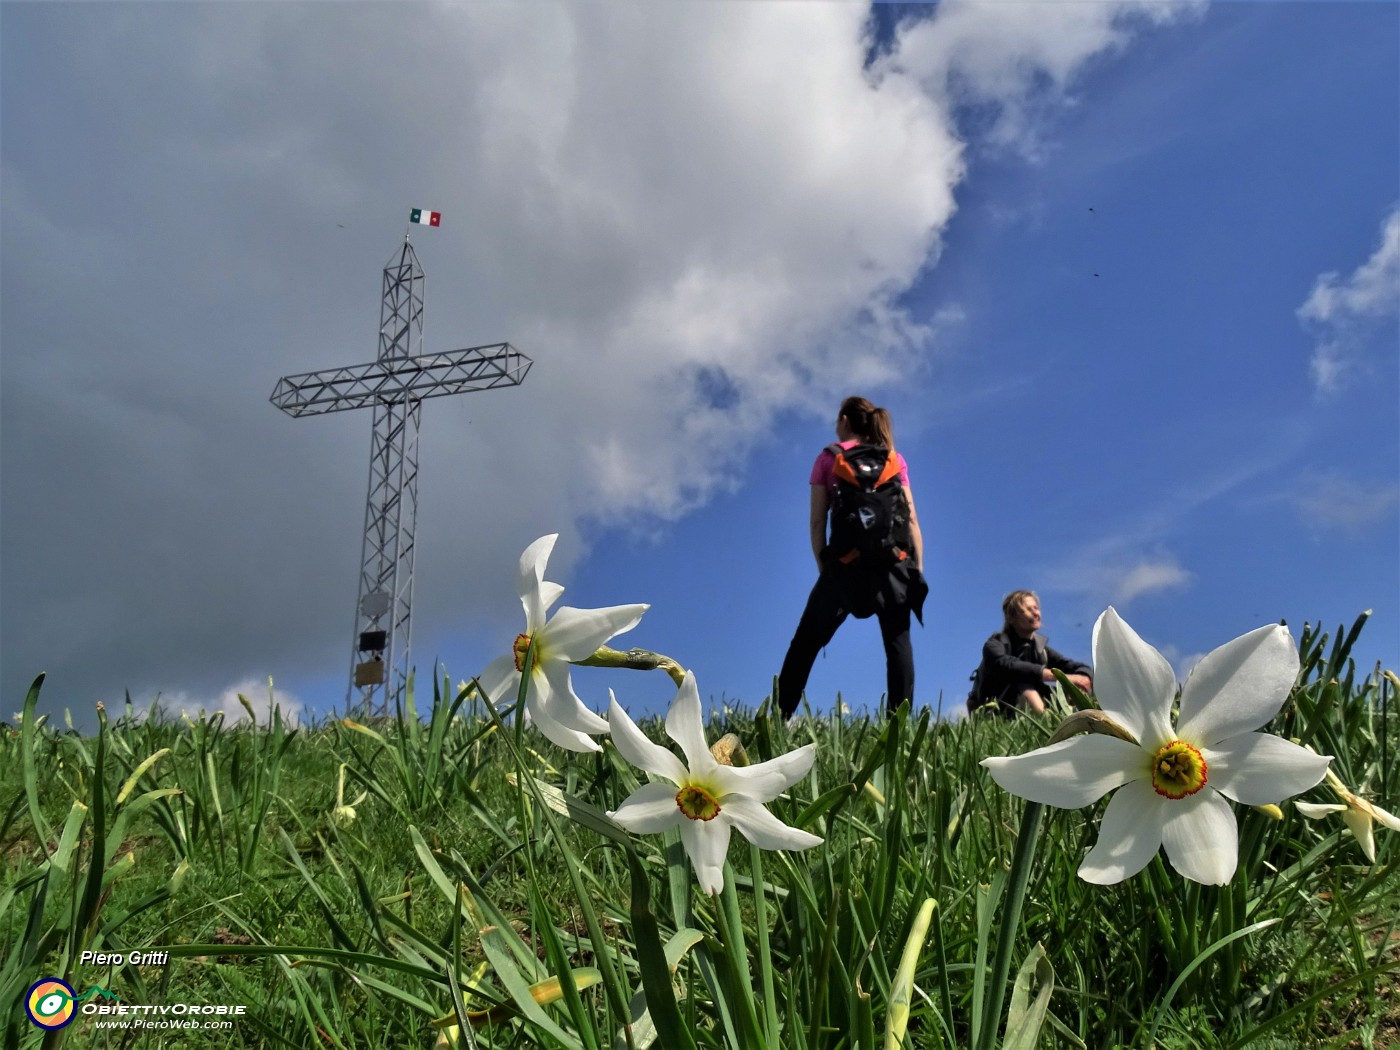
top-left (776, 569), bottom-right (914, 717)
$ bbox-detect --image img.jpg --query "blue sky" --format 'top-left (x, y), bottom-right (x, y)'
top-left (2, 2), bottom-right (1396, 728)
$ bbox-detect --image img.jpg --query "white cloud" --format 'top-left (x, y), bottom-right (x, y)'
top-left (1040, 432), bottom-right (1315, 620)
top-left (1177, 651), bottom-right (1207, 680)
top-left (399, 0), bottom-right (1210, 529)
top-left (1290, 472), bottom-right (1400, 534)
top-left (1047, 541), bottom-right (1193, 608)
top-left (1158, 644), bottom-right (1207, 682)
top-left (457, 2), bottom-right (965, 525)
top-left (157, 678), bottom-right (303, 727)
top-left (879, 0), bottom-right (1204, 158)
top-left (1298, 206), bottom-right (1400, 393)
top-left (0, 1), bottom-right (1208, 717)
top-left (1114, 558), bottom-right (1193, 603)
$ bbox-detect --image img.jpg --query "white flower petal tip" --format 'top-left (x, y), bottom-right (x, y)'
top-left (982, 736), bottom-right (1142, 810)
top-left (1204, 735), bottom-right (1331, 806)
top-left (1091, 607), bottom-right (1177, 747)
top-left (489, 536), bottom-right (647, 753)
top-left (1296, 776), bottom-right (1400, 863)
top-left (520, 534), bottom-right (559, 569)
top-left (1294, 802), bottom-right (1346, 818)
top-left (607, 693), bottom-right (687, 786)
top-left (1177, 623), bottom-right (1300, 746)
top-left (608, 672), bottom-right (821, 894)
top-left (989, 608), bottom-right (1322, 886)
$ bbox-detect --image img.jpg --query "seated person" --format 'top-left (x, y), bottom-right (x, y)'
top-left (968, 590), bottom-right (1093, 716)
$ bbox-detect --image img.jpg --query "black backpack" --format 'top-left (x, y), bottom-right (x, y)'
top-left (825, 443), bottom-right (913, 568)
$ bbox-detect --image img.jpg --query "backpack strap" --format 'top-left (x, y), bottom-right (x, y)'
top-left (823, 442), bottom-right (845, 479)
top-left (828, 442), bottom-right (860, 488)
top-left (829, 443), bottom-right (902, 488)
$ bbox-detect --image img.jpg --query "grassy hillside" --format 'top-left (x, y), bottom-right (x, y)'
top-left (3, 614), bottom-right (1396, 1049)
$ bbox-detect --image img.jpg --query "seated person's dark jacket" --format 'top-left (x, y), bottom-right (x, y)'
top-left (972, 630), bottom-right (1092, 714)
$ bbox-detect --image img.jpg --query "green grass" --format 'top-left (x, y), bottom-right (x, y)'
top-left (3, 613), bottom-right (1396, 1049)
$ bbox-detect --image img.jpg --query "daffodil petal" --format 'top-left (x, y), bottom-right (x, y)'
top-left (607, 694), bottom-right (686, 784)
top-left (528, 702), bottom-right (602, 752)
top-left (543, 604), bottom-right (649, 662)
top-left (1369, 801), bottom-right (1400, 832)
top-left (982, 735), bottom-right (1145, 809)
top-left (665, 673), bottom-right (716, 774)
top-left (1177, 624), bottom-right (1299, 746)
top-left (1294, 802), bottom-right (1347, 818)
top-left (1078, 780), bottom-right (1164, 884)
top-left (1341, 807), bottom-right (1379, 862)
top-left (538, 661), bottom-right (609, 733)
top-left (1091, 608), bottom-right (1175, 749)
top-left (477, 654), bottom-right (522, 706)
top-left (680, 813), bottom-right (730, 895)
top-left (517, 535), bottom-right (558, 629)
top-left (1202, 733), bottom-right (1330, 805)
top-left (540, 580), bottom-right (565, 614)
top-left (1160, 789), bottom-right (1237, 885)
top-left (722, 796), bottom-right (823, 851)
top-left (711, 744), bottom-right (817, 803)
top-left (609, 782), bottom-right (684, 834)
top-left (523, 680), bottom-right (594, 751)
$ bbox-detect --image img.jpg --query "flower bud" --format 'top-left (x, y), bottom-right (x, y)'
top-left (1046, 709), bottom-right (1139, 747)
top-left (709, 733), bottom-right (749, 767)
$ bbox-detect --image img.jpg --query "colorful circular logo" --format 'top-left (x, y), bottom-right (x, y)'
top-left (26, 978), bottom-right (77, 1030)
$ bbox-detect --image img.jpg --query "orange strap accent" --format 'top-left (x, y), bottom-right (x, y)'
top-left (874, 452), bottom-right (901, 488)
top-left (838, 550), bottom-right (860, 564)
top-left (831, 449), bottom-right (901, 488)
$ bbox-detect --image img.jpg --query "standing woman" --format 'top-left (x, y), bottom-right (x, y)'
top-left (776, 397), bottom-right (926, 718)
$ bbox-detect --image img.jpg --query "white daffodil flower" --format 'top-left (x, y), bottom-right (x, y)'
top-left (982, 607), bottom-right (1331, 886)
top-left (1295, 769), bottom-right (1400, 863)
top-left (478, 534), bottom-right (648, 753)
top-left (606, 672), bottom-right (823, 894)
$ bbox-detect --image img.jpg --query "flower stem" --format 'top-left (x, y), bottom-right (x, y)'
top-left (575, 645), bottom-right (687, 685)
top-left (979, 800), bottom-right (1044, 1050)
top-left (749, 845), bottom-right (781, 1046)
top-left (716, 866), bottom-right (766, 1049)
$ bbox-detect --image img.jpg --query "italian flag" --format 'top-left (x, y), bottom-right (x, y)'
top-left (409, 209), bottom-right (441, 227)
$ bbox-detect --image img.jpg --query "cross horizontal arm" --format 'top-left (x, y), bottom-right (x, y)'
top-left (271, 343), bottom-right (532, 417)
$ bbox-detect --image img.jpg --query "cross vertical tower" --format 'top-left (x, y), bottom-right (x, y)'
top-left (356, 240), bottom-right (425, 715)
top-left (271, 234), bottom-right (532, 713)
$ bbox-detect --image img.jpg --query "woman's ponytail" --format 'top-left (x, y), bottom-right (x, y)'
top-left (868, 407), bottom-right (895, 451)
top-left (839, 396), bottom-right (896, 450)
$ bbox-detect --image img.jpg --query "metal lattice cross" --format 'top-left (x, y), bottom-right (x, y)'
top-left (271, 237), bottom-right (531, 714)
